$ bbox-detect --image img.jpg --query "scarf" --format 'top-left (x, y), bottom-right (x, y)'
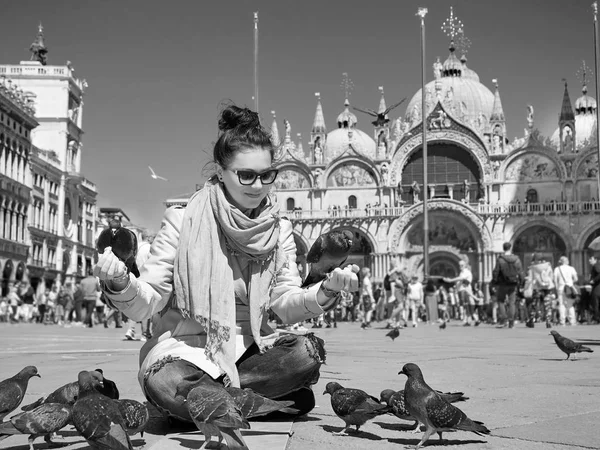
top-left (173, 178), bottom-right (283, 387)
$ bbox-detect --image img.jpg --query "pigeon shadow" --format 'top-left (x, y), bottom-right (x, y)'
top-left (388, 436), bottom-right (487, 447)
top-left (293, 415), bottom-right (322, 423)
top-left (170, 437), bottom-right (207, 449)
top-left (374, 421), bottom-right (418, 431)
top-left (539, 358), bottom-right (590, 362)
top-left (320, 425), bottom-right (384, 440)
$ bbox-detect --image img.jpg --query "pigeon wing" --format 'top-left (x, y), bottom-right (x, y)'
top-left (425, 393), bottom-right (467, 429)
top-left (12, 403), bottom-right (71, 434)
top-left (226, 387), bottom-right (297, 418)
top-left (389, 390), bottom-right (413, 419)
top-left (111, 230), bottom-right (139, 279)
top-left (0, 379), bottom-right (25, 420)
top-left (188, 387), bottom-right (249, 430)
top-left (96, 228), bottom-right (115, 254)
top-left (116, 400), bottom-right (149, 434)
top-left (46, 381), bottom-right (80, 405)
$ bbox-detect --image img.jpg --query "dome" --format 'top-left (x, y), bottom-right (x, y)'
top-left (405, 46), bottom-right (494, 124)
top-left (336, 100), bottom-right (357, 128)
top-left (326, 127), bottom-right (377, 161)
top-left (575, 92), bottom-right (597, 114)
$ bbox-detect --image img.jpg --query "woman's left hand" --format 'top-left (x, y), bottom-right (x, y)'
top-left (322, 264), bottom-right (360, 293)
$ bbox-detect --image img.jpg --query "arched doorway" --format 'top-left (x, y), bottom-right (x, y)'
top-left (513, 225), bottom-right (567, 267)
top-left (2, 259), bottom-right (13, 296)
top-left (429, 253), bottom-right (461, 278)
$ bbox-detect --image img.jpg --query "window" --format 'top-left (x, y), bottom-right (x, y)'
top-left (348, 195), bottom-right (357, 209)
top-left (526, 189), bottom-right (538, 204)
top-left (286, 198), bottom-right (295, 211)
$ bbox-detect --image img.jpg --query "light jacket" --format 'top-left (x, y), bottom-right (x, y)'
top-left (103, 206), bottom-right (325, 386)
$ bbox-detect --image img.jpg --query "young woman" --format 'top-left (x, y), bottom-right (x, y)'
top-left (94, 105), bottom-right (358, 423)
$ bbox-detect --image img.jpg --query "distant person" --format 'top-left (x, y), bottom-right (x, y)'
top-left (554, 256), bottom-right (578, 326)
top-left (529, 254), bottom-right (555, 327)
top-left (359, 267), bottom-right (375, 327)
top-left (444, 260), bottom-right (474, 326)
top-left (81, 271), bottom-right (100, 328)
top-left (492, 242), bottom-right (525, 328)
top-left (588, 254), bottom-right (600, 324)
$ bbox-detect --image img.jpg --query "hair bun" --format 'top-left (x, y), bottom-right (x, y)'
top-left (218, 105), bottom-right (260, 132)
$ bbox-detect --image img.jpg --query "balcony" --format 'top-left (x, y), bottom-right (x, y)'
top-left (282, 201), bottom-right (600, 221)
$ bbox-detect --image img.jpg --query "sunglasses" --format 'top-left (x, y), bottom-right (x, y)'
top-left (228, 168), bottom-right (279, 185)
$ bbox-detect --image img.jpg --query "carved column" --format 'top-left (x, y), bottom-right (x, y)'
top-left (428, 184), bottom-right (435, 199)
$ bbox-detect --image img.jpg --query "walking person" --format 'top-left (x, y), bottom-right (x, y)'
top-left (529, 254), bottom-right (555, 327)
top-left (587, 254), bottom-right (600, 324)
top-left (359, 267), bottom-right (375, 327)
top-left (554, 256), bottom-right (578, 326)
top-left (492, 242), bottom-right (525, 328)
top-left (72, 282), bottom-right (84, 325)
top-left (81, 271), bottom-right (99, 328)
top-left (423, 278), bottom-right (439, 324)
top-left (94, 104), bottom-right (358, 422)
top-left (405, 276), bottom-right (423, 327)
top-left (444, 260), bottom-right (474, 326)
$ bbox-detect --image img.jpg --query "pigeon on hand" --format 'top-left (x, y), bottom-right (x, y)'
top-left (0, 403), bottom-right (71, 450)
top-left (302, 229), bottom-right (354, 287)
top-left (323, 382), bottom-right (391, 436)
top-left (380, 389), bottom-right (470, 431)
top-left (386, 327), bottom-right (400, 341)
top-left (94, 368), bottom-right (120, 399)
top-left (116, 399), bottom-right (149, 437)
top-left (72, 371), bottom-right (133, 450)
top-left (399, 363), bottom-right (490, 449)
top-left (96, 219), bottom-right (140, 277)
top-left (0, 366), bottom-right (40, 421)
top-left (550, 330), bottom-right (594, 360)
top-left (175, 383), bottom-right (250, 450)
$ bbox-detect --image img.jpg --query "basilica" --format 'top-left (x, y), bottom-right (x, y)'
top-left (268, 38), bottom-right (600, 286)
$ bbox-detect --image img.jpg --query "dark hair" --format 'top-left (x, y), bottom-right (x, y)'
top-left (214, 104), bottom-right (275, 168)
top-left (503, 242), bottom-right (512, 251)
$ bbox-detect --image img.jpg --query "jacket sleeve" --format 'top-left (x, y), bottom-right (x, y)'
top-left (491, 258), bottom-right (500, 284)
top-left (269, 219), bottom-right (326, 324)
top-left (591, 263), bottom-right (600, 285)
top-left (101, 206), bottom-right (184, 321)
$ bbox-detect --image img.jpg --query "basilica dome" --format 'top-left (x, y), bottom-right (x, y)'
top-left (551, 85), bottom-right (597, 149)
top-left (326, 100), bottom-right (376, 160)
top-left (405, 45), bottom-right (495, 124)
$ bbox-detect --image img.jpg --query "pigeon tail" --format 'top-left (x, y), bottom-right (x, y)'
top-left (455, 418), bottom-right (491, 436)
top-left (221, 428), bottom-right (250, 450)
top-left (579, 346), bottom-right (593, 353)
top-left (21, 397), bottom-right (45, 411)
top-left (0, 420), bottom-right (19, 437)
top-left (438, 391), bottom-right (469, 403)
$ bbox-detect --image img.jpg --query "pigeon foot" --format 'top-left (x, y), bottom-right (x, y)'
top-left (332, 428), bottom-right (350, 436)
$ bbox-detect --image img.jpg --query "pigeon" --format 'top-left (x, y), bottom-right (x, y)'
top-left (386, 327), bottom-right (400, 341)
top-left (0, 403), bottom-right (71, 450)
top-left (439, 321), bottom-right (447, 330)
top-left (323, 381), bottom-right (391, 436)
top-left (225, 387), bottom-right (298, 419)
top-left (72, 371), bottom-right (133, 450)
top-left (116, 399), bottom-right (149, 437)
top-left (399, 363), bottom-right (490, 449)
top-left (380, 389), bottom-right (469, 431)
top-left (550, 330), bottom-right (594, 360)
top-left (302, 229), bottom-right (354, 287)
top-left (176, 383), bottom-right (250, 450)
top-left (0, 366), bottom-right (41, 421)
top-left (94, 368), bottom-right (120, 399)
top-left (96, 219), bottom-right (140, 277)
top-left (148, 166), bottom-right (168, 181)
top-left (22, 370), bottom-right (106, 411)
top-left (526, 318), bottom-right (535, 328)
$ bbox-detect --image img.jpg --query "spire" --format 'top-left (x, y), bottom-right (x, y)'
top-left (296, 133), bottom-right (304, 156)
top-left (312, 93), bottom-right (326, 133)
top-left (490, 79), bottom-right (505, 121)
top-left (270, 111), bottom-right (280, 147)
top-left (29, 22), bottom-right (48, 65)
top-left (377, 86), bottom-right (387, 114)
top-left (559, 79), bottom-right (575, 122)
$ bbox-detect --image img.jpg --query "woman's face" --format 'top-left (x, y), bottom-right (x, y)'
top-left (218, 146), bottom-right (273, 211)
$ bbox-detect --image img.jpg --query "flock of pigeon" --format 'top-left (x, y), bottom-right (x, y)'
top-left (0, 228), bottom-right (595, 449)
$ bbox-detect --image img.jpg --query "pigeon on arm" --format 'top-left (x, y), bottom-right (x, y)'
top-left (175, 383), bottom-right (250, 450)
top-left (399, 363), bottom-right (489, 450)
top-left (96, 219), bottom-right (140, 278)
top-left (72, 371), bottom-right (133, 450)
top-left (0, 403), bottom-right (71, 450)
top-left (0, 366), bottom-right (40, 421)
top-left (550, 330), bottom-right (594, 360)
top-left (324, 382), bottom-right (391, 436)
top-left (302, 229), bottom-right (354, 287)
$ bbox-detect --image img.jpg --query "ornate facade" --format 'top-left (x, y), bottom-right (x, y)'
top-left (0, 25), bottom-right (99, 294)
top-left (271, 35), bottom-right (600, 287)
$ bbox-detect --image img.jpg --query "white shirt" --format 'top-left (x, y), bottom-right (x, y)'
top-left (406, 282), bottom-right (423, 302)
top-left (457, 268), bottom-right (473, 293)
top-left (554, 265), bottom-right (577, 291)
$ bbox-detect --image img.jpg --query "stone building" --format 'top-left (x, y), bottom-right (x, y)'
top-left (0, 25), bottom-right (98, 293)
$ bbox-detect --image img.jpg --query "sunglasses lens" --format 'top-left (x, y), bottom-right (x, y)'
top-left (261, 169), bottom-right (278, 184)
top-left (237, 171), bottom-right (257, 185)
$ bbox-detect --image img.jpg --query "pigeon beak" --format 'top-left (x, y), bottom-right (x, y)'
top-left (398, 369), bottom-right (405, 376)
top-left (35, 374), bottom-right (41, 378)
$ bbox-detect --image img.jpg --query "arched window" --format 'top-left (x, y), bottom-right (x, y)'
top-left (526, 188), bottom-right (538, 204)
top-left (286, 197), bottom-right (295, 211)
top-left (348, 195), bottom-right (357, 209)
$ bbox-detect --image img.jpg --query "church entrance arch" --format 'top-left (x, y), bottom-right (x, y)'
top-left (513, 225), bottom-right (567, 267)
top-left (429, 253), bottom-right (461, 278)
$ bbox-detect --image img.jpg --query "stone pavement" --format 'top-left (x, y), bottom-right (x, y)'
top-left (0, 320), bottom-right (598, 449)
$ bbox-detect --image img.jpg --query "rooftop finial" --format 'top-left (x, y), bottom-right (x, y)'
top-left (271, 110), bottom-right (276, 119)
top-left (577, 60), bottom-right (592, 94)
top-left (455, 29), bottom-right (471, 56)
top-left (340, 72), bottom-right (354, 104)
top-left (441, 6), bottom-right (464, 52)
top-left (315, 92), bottom-right (321, 101)
top-left (29, 22), bottom-right (48, 65)
top-left (379, 86), bottom-right (384, 95)
top-left (492, 78), bottom-right (498, 89)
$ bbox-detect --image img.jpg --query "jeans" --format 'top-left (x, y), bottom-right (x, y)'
top-left (144, 333), bottom-right (324, 422)
top-left (496, 285), bottom-right (517, 323)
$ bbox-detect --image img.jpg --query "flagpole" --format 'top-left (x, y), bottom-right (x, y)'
top-left (418, 7), bottom-right (429, 278)
top-left (254, 12), bottom-right (259, 113)
top-left (593, 2), bottom-right (600, 198)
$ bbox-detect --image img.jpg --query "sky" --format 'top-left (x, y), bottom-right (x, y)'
top-left (0, 0), bottom-right (593, 231)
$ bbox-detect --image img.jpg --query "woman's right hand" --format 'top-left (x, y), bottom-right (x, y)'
top-left (93, 247), bottom-right (129, 287)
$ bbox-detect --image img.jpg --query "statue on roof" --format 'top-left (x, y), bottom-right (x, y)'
top-left (433, 57), bottom-right (443, 80)
top-left (526, 105), bottom-right (534, 129)
top-left (29, 23), bottom-right (48, 66)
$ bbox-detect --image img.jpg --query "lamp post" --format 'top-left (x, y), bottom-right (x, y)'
top-left (593, 2), bottom-right (600, 198)
top-left (417, 7), bottom-right (429, 278)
